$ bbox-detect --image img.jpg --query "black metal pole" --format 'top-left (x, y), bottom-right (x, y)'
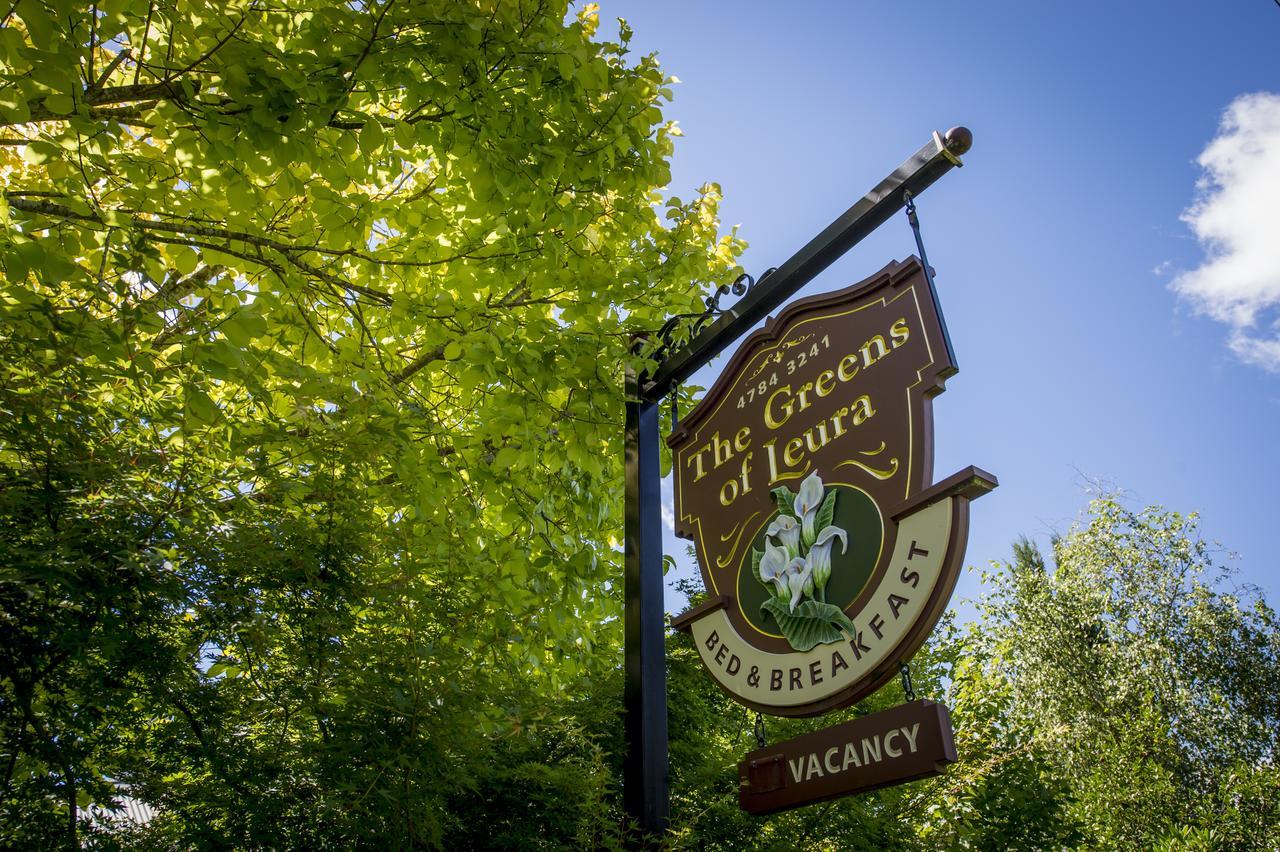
top-left (623, 365), bottom-right (668, 842)
top-left (642, 127), bottom-right (972, 403)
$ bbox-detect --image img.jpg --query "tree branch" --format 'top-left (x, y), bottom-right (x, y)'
top-left (392, 344), bottom-right (447, 385)
top-left (7, 195), bottom-right (519, 285)
top-left (15, 80), bottom-right (193, 126)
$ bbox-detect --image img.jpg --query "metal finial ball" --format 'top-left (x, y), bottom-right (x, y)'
top-left (944, 126), bottom-right (973, 155)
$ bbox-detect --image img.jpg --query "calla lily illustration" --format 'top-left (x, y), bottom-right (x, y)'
top-left (784, 557), bottom-right (812, 612)
top-left (796, 471), bottom-right (825, 548)
top-left (765, 514), bottom-right (801, 559)
top-left (757, 542), bottom-right (791, 600)
top-left (807, 525), bottom-right (848, 601)
top-left (754, 474), bottom-right (854, 647)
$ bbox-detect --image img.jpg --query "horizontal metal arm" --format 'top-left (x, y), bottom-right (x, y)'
top-left (642, 126), bottom-right (972, 402)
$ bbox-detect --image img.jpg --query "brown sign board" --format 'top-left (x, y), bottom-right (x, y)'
top-left (669, 258), bottom-right (996, 717)
top-left (738, 700), bottom-right (956, 815)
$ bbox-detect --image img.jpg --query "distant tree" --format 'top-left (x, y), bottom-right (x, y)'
top-left (926, 498), bottom-right (1280, 850)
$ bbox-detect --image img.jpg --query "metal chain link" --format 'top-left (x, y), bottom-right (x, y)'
top-left (753, 712), bottom-right (767, 749)
top-left (899, 662), bottom-right (916, 702)
top-left (902, 187), bottom-right (958, 367)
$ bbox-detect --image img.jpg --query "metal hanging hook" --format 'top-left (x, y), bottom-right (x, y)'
top-left (753, 712), bottom-right (767, 749)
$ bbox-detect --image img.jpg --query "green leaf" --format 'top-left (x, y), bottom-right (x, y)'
top-left (185, 388), bottom-right (221, 425)
top-left (17, 1), bottom-right (54, 50)
top-left (556, 52), bottom-right (575, 80)
top-left (771, 486), bottom-right (796, 518)
top-left (359, 120), bottom-right (385, 158)
top-left (816, 488), bottom-right (837, 535)
top-left (43, 91), bottom-right (73, 115)
top-left (760, 598), bottom-right (855, 652)
top-left (222, 310), bottom-right (268, 347)
top-left (173, 246), bottom-right (199, 276)
top-left (0, 89), bottom-right (29, 123)
top-left (750, 547), bottom-right (763, 581)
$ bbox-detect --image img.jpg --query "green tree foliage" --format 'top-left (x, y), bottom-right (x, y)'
top-left (0, 1), bottom-right (741, 846)
top-left (922, 498), bottom-right (1280, 850)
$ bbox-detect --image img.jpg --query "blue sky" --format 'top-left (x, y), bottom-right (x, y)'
top-left (600, 1), bottom-right (1280, 611)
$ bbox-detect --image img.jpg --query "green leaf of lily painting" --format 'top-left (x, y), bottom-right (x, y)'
top-left (815, 488), bottom-right (837, 540)
top-left (771, 485), bottom-right (797, 518)
top-left (760, 598), bottom-right (857, 652)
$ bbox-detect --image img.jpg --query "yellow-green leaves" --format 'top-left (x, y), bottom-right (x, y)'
top-left (172, 247), bottom-right (200, 277)
top-left (14, 0), bottom-right (56, 51)
top-left (0, 4), bottom-right (744, 843)
top-left (359, 119), bottom-right (385, 159)
top-left (183, 386), bottom-right (222, 425)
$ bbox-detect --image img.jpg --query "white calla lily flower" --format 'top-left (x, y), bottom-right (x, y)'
top-left (807, 525), bottom-right (848, 601)
top-left (765, 513), bottom-right (801, 559)
top-left (757, 542), bottom-right (791, 600)
top-left (784, 556), bottom-right (812, 612)
top-left (796, 472), bottom-right (825, 548)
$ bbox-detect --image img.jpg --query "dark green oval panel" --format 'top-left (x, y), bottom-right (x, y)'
top-left (735, 484), bottom-right (884, 638)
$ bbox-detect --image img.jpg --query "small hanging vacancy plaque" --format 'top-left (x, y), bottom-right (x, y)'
top-left (669, 257), bottom-right (995, 806)
top-left (739, 699), bottom-right (956, 814)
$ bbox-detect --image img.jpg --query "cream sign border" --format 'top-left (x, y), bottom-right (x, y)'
top-left (672, 468), bottom-right (995, 717)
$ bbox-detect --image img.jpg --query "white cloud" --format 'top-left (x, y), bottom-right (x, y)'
top-left (1172, 92), bottom-right (1280, 372)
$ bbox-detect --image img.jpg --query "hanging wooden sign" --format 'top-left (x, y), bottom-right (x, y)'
top-left (669, 257), bottom-right (996, 718)
top-left (738, 699), bottom-right (957, 814)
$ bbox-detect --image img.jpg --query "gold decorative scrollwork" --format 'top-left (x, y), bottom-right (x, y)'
top-left (716, 511), bottom-right (762, 568)
top-left (835, 441), bottom-right (899, 481)
top-left (745, 334), bottom-right (813, 381)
